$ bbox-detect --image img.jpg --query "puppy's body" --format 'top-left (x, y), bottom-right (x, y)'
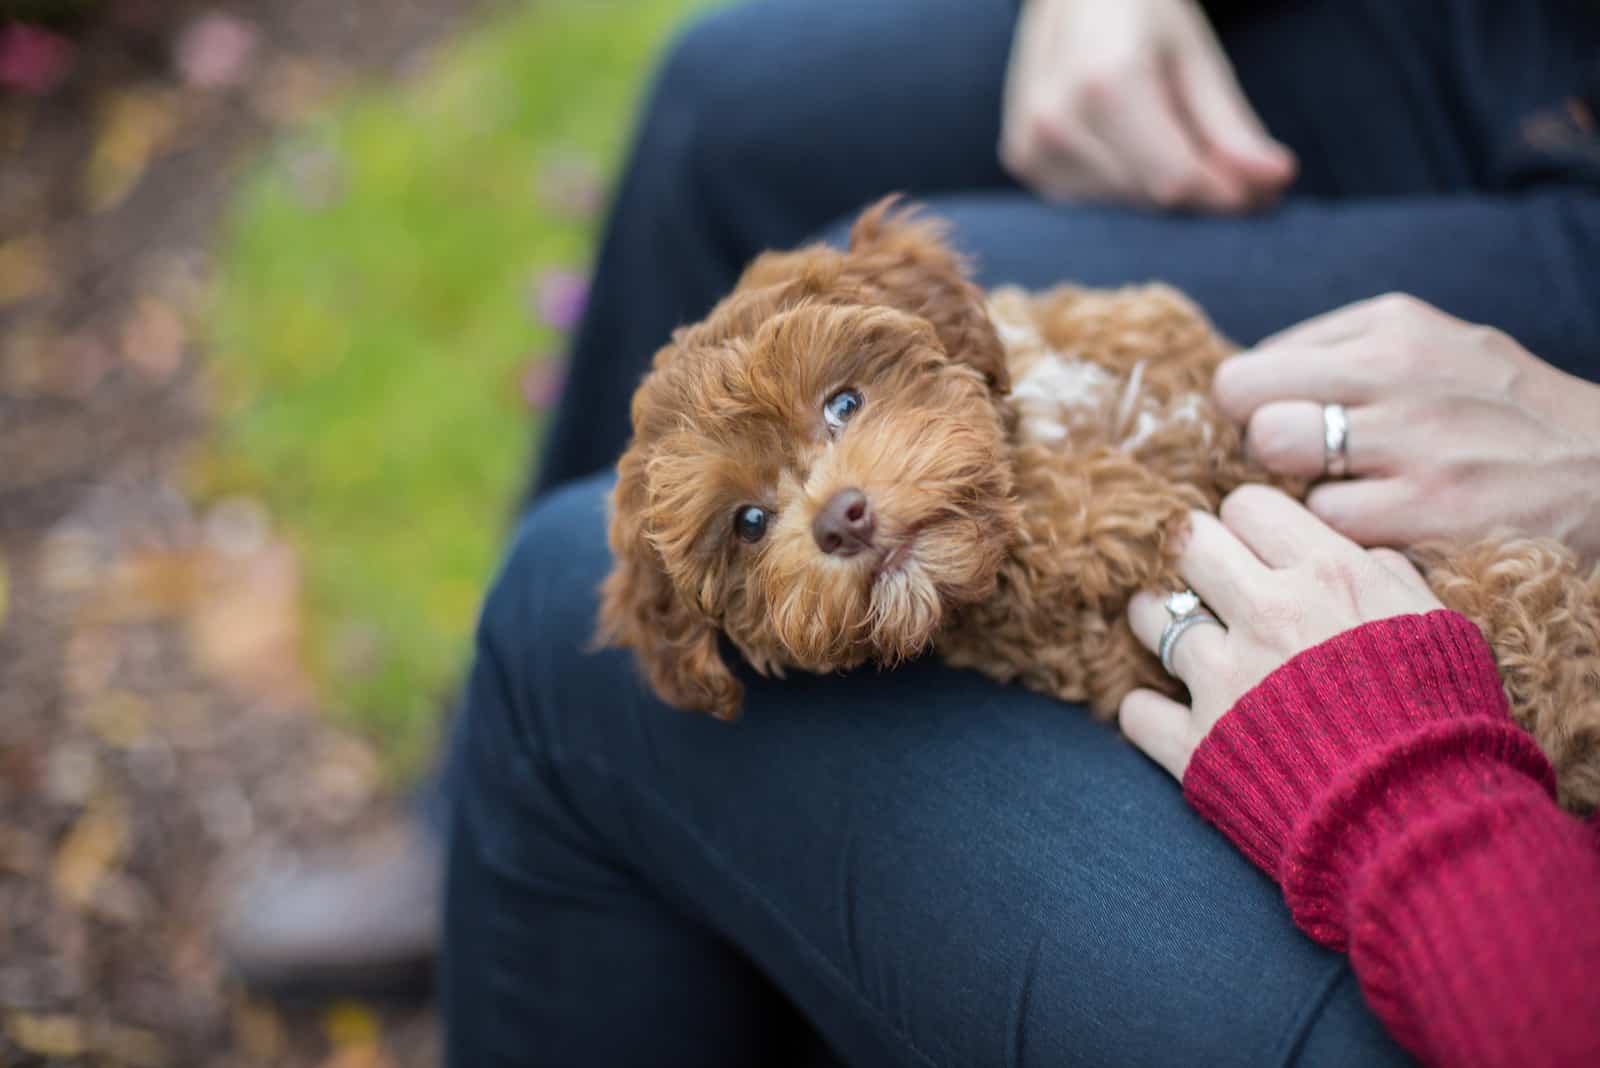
top-left (602, 199), bottom-right (1600, 813)
top-left (948, 285), bottom-right (1600, 813)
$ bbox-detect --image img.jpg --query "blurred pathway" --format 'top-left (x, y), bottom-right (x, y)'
top-left (1, 2), bottom-right (476, 1064)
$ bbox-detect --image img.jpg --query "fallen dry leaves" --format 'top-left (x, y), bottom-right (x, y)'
top-left (52, 794), bottom-right (130, 908)
top-left (85, 88), bottom-right (183, 212)
top-left (1, 2), bottom-right (461, 1063)
top-left (4, 1010), bottom-right (170, 1065)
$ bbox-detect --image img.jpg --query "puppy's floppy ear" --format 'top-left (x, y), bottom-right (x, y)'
top-left (597, 444), bottom-right (743, 720)
top-left (846, 195), bottom-right (1010, 393)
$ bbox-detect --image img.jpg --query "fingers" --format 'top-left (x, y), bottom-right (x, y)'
top-left (1119, 688), bottom-right (1195, 780)
top-left (1218, 485), bottom-right (1360, 569)
top-left (1303, 478), bottom-right (1421, 547)
top-left (1086, 62), bottom-right (1246, 211)
top-left (1127, 590), bottom-right (1227, 688)
top-left (1171, 40), bottom-right (1295, 200)
top-left (1171, 511), bottom-right (1270, 623)
top-left (1022, 113), bottom-right (1136, 203)
top-left (1212, 344), bottom-right (1382, 424)
top-left (1243, 400), bottom-right (1397, 479)
top-left (1250, 299), bottom-right (1381, 352)
top-left (1000, 1), bottom-right (1132, 202)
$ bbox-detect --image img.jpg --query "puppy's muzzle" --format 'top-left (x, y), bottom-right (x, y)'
top-left (813, 488), bottom-right (876, 557)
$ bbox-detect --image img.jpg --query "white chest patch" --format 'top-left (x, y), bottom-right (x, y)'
top-left (1011, 352), bottom-right (1118, 444)
top-left (990, 293), bottom-right (1214, 452)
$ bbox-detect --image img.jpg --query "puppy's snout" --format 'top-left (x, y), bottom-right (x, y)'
top-left (812, 488), bottom-right (876, 557)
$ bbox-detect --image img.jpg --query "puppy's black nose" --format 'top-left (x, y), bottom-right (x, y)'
top-left (812, 488), bottom-right (876, 557)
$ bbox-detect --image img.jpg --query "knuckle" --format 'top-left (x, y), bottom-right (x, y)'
top-left (1463, 322), bottom-right (1504, 348)
top-left (1076, 74), bottom-right (1116, 110)
top-left (1150, 172), bottom-right (1204, 208)
top-left (1308, 554), bottom-right (1364, 595)
top-left (1374, 292), bottom-right (1424, 319)
top-left (998, 134), bottom-right (1035, 176)
top-left (1074, 69), bottom-right (1123, 111)
top-left (1073, 57), bottom-right (1149, 113)
top-left (1243, 410), bottom-right (1296, 468)
top-left (1211, 357), bottom-right (1248, 410)
top-left (1028, 110), bottom-right (1075, 155)
top-left (1305, 486), bottom-right (1355, 534)
top-left (1251, 592), bottom-right (1305, 632)
top-left (1369, 546), bottom-right (1407, 568)
top-left (1220, 482), bottom-right (1283, 523)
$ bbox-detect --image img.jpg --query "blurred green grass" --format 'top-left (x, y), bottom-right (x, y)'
top-left (203, 0), bottom-right (702, 777)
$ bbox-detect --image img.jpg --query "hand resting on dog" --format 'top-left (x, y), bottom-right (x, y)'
top-left (1213, 294), bottom-right (1600, 559)
top-left (1119, 487), bottom-right (1442, 778)
top-left (1114, 483), bottom-right (1600, 1068)
top-left (598, 199), bottom-right (1600, 815)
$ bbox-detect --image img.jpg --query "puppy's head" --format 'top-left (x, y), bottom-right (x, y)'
top-left (598, 199), bottom-right (1021, 718)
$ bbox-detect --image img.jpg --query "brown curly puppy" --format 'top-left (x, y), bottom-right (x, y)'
top-left (598, 197), bottom-right (1600, 814)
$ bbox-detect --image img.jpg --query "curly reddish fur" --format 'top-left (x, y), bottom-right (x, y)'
top-left (599, 197), bottom-right (1600, 814)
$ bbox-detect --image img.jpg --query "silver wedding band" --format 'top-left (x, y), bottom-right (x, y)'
top-left (1323, 403), bottom-right (1350, 478)
top-left (1157, 589), bottom-right (1223, 676)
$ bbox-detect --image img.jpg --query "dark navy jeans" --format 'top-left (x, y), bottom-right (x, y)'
top-left (443, 0), bottom-right (1600, 1064)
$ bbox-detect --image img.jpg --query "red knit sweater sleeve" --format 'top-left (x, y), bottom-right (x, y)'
top-left (1181, 610), bottom-right (1600, 1067)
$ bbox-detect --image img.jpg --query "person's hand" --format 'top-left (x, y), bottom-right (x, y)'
top-left (1213, 294), bottom-right (1600, 560)
top-left (1000, 0), bottom-right (1296, 211)
top-left (1119, 486), bottom-right (1442, 779)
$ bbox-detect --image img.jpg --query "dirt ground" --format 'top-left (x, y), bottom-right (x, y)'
top-left (1, 2), bottom-right (484, 1063)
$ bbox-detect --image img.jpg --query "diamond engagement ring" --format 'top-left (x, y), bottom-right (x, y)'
top-left (1323, 403), bottom-right (1350, 478)
top-left (1158, 589), bottom-right (1222, 676)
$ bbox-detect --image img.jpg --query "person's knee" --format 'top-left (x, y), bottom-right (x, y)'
top-left (467, 474), bottom-right (616, 754)
top-left (480, 474), bottom-right (614, 653)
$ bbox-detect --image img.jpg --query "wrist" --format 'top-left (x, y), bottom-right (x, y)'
top-left (1180, 611), bottom-right (1546, 882)
top-left (1277, 717), bottom-right (1553, 950)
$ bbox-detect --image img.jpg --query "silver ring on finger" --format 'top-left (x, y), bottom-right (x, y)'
top-left (1322, 402), bottom-right (1351, 478)
top-left (1158, 589), bottom-right (1224, 677)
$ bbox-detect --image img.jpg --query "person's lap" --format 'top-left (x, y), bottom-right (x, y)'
top-left (446, 478), bottom-right (1409, 1067)
top-left (442, 1), bottom-right (1600, 1063)
top-left (445, 179), bottom-right (1600, 1062)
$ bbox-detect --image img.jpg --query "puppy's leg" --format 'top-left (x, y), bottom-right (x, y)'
top-left (1416, 537), bottom-right (1600, 815)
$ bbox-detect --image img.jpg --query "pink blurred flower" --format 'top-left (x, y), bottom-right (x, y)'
top-left (175, 11), bottom-right (260, 90)
top-left (0, 23), bottom-right (76, 95)
top-left (520, 357), bottom-right (567, 412)
top-left (532, 269), bottom-right (589, 332)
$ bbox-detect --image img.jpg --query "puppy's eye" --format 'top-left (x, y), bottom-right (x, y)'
top-left (733, 505), bottom-right (770, 543)
top-left (823, 388), bottom-right (863, 432)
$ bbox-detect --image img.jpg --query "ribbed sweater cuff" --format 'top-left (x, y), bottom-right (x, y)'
top-left (1180, 610), bottom-right (1557, 950)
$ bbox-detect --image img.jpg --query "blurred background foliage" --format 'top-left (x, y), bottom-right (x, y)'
top-left (199, 0), bottom-right (702, 777)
